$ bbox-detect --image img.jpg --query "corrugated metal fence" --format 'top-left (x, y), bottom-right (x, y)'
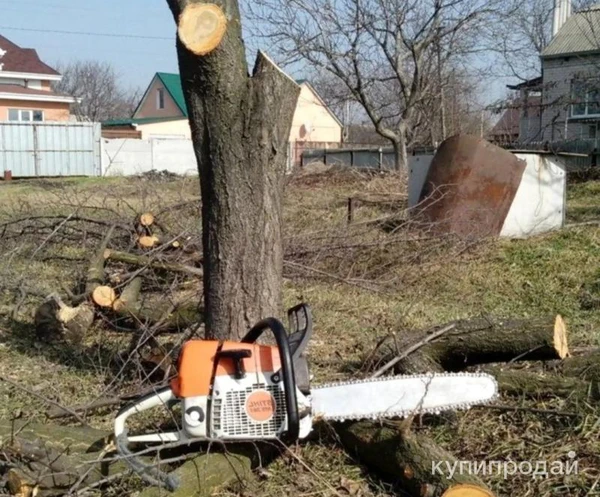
top-left (0, 122), bottom-right (101, 177)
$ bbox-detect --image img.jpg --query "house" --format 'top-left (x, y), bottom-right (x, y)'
top-left (511, 2), bottom-right (600, 147)
top-left (103, 73), bottom-right (191, 140)
top-left (103, 73), bottom-right (343, 146)
top-left (0, 34), bottom-right (76, 122)
top-left (489, 106), bottom-right (521, 144)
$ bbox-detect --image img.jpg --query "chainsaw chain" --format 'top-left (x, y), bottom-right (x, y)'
top-left (312, 371), bottom-right (499, 422)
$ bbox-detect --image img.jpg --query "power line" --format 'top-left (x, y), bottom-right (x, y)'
top-left (0, 26), bottom-right (174, 41)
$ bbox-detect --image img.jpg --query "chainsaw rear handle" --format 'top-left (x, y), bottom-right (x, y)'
top-left (242, 317), bottom-right (300, 442)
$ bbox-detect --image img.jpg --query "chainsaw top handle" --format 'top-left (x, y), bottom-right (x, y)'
top-left (241, 317), bottom-right (300, 442)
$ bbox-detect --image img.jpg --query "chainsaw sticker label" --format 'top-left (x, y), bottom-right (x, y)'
top-left (245, 390), bottom-right (276, 422)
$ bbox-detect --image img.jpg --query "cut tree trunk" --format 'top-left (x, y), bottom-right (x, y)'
top-left (380, 315), bottom-right (568, 375)
top-left (166, 0), bottom-right (301, 340)
top-left (115, 297), bottom-right (203, 332)
top-left (336, 422), bottom-right (494, 497)
top-left (92, 285), bottom-right (117, 308)
top-left (34, 294), bottom-right (94, 344)
top-left (547, 350), bottom-right (600, 383)
top-left (139, 443), bottom-right (279, 497)
top-left (104, 249), bottom-right (203, 277)
top-left (84, 225), bottom-right (115, 297)
top-left (113, 277), bottom-right (142, 313)
top-left (0, 422), bottom-right (277, 497)
top-left (490, 367), bottom-right (589, 400)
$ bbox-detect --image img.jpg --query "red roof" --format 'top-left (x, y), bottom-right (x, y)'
top-left (0, 34), bottom-right (60, 76)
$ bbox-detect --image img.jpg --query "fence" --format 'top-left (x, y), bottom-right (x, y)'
top-left (0, 122), bottom-right (101, 177)
top-left (102, 138), bottom-right (198, 176)
top-left (301, 146), bottom-right (396, 170)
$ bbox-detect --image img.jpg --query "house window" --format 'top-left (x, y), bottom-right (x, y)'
top-left (157, 88), bottom-right (165, 109)
top-left (8, 109), bottom-right (44, 122)
top-left (571, 79), bottom-right (600, 118)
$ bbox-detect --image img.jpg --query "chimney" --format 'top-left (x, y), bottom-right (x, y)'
top-left (552, 0), bottom-right (572, 37)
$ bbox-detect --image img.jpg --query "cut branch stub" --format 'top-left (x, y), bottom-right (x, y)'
top-left (91, 286), bottom-right (117, 308)
top-left (554, 314), bottom-right (569, 359)
top-left (441, 485), bottom-right (496, 497)
top-left (178, 3), bottom-right (227, 55)
top-left (139, 212), bottom-right (155, 227)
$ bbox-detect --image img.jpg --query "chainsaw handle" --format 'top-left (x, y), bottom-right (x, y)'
top-left (242, 318), bottom-right (300, 442)
top-left (114, 386), bottom-right (180, 491)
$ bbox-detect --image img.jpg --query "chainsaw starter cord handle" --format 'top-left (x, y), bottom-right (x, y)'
top-left (242, 317), bottom-right (300, 442)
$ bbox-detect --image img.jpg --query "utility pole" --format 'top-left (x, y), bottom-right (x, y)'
top-left (436, 25), bottom-right (447, 142)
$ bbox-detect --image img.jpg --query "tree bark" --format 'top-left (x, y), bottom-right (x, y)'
top-left (336, 422), bottom-right (494, 497)
top-left (380, 315), bottom-right (569, 375)
top-left (166, 0), bottom-right (300, 340)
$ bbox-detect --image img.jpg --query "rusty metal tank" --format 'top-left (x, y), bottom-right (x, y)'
top-left (416, 135), bottom-right (527, 238)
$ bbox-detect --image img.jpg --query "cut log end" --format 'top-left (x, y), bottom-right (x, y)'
top-left (7, 469), bottom-right (34, 497)
top-left (441, 484), bottom-right (496, 497)
top-left (139, 212), bottom-right (155, 227)
top-left (178, 3), bottom-right (227, 55)
top-left (554, 315), bottom-right (569, 359)
top-left (137, 235), bottom-right (160, 249)
top-left (92, 286), bottom-right (117, 308)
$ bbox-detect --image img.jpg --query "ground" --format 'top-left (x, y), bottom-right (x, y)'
top-left (0, 168), bottom-right (599, 496)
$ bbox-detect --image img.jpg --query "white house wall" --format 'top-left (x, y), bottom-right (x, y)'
top-left (289, 84), bottom-right (342, 143)
top-left (499, 153), bottom-right (566, 238)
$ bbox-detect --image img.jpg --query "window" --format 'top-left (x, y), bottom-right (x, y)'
top-left (7, 109), bottom-right (44, 122)
top-left (571, 79), bottom-right (600, 118)
top-left (157, 88), bottom-right (165, 109)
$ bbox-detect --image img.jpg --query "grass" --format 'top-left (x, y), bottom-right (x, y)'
top-left (1, 167), bottom-right (600, 496)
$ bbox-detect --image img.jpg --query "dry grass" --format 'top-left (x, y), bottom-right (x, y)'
top-left (1, 167), bottom-right (600, 496)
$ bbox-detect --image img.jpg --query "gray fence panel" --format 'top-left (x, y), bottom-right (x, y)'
top-left (0, 122), bottom-right (101, 177)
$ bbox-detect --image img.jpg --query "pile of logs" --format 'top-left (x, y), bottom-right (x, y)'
top-left (33, 212), bottom-right (204, 345)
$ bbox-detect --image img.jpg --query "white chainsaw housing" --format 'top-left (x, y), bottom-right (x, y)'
top-left (198, 372), bottom-right (312, 440)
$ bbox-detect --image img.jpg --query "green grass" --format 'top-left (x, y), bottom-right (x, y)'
top-left (1, 169), bottom-right (600, 496)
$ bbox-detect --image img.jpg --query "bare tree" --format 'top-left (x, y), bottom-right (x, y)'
top-left (53, 61), bottom-right (140, 122)
top-left (247, 0), bottom-right (507, 170)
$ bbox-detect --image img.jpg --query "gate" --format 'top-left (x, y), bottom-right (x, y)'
top-left (0, 122), bottom-right (101, 177)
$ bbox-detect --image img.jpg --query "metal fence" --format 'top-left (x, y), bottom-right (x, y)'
top-left (0, 122), bottom-right (101, 177)
top-left (302, 146), bottom-right (397, 170)
top-left (300, 145), bottom-right (437, 170)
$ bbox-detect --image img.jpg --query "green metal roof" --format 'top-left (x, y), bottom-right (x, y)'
top-left (542, 6), bottom-right (600, 58)
top-left (156, 72), bottom-right (188, 117)
top-left (103, 116), bottom-right (187, 126)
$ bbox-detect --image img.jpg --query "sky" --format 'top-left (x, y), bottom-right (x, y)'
top-left (0, 0), bottom-right (511, 105)
top-left (0, 0), bottom-right (181, 92)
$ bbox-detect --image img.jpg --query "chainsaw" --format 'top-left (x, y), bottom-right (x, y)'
top-left (114, 304), bottom-right (498, 490)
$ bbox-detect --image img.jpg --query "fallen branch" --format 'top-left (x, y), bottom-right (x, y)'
top-left (336, 422), bottom-right (493, 497)
top-left (375, 315), bottom-right (569, 375)
top-left (104, 249), bottom-right (203, 278)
